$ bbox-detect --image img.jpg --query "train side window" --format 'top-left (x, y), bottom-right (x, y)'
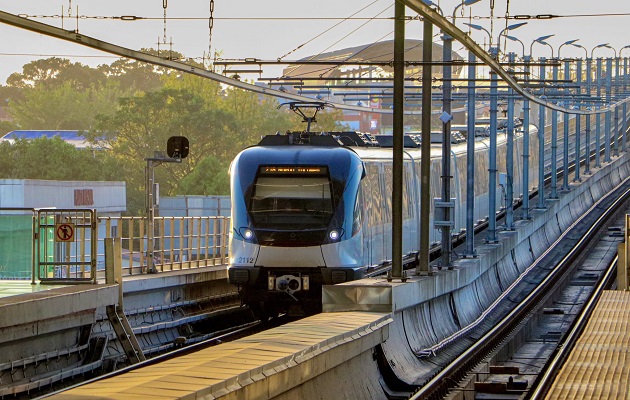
top-left (352, 187), bottom-right (363, 235)
top-left (403, 163), bottom-right (414, 219)
top-left (365, 163), bottom-right (381, 225)
top-left (383, 163), bottom-right (393, 222)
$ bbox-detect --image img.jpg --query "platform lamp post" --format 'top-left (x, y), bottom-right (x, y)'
top-left (558, 39), bottom-right (579, 192)
top-left (572, 42), bottom-right (589, 178)
top-left (592, 43), bottom-right (609, 168)
top-left (531, 34), bottom-right (555, 209)
top-left (506, 34), bottom-right (532, 220)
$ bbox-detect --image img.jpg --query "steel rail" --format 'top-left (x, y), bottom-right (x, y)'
top-left (400, 0), bottom-right (630, 115)
top-left (410, 176), bottom-right (630, 399)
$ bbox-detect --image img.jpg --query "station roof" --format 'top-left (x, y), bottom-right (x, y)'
top-left (282, 39), bottom-right (463, 80)
top-left (0, 130), bottom-right (97, 149)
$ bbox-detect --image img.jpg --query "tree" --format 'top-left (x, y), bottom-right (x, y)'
top-left (220, 86), bottom-right (292, 143)
top-left (177, 155), bottom-right (229, 196)
top-left (0, 136), bottom-right (118, 181)
top-left (0, 121), bottom-right (17, 137)
top-left (91, 87), bottom-right (239, 197)
top-left (8, 80), bottom-right (123, 130)
top-left (6, 58), bottom-right (105, 90)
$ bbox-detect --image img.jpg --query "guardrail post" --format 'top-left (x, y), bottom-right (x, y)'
top-left (105, 237), bottom-right (123, 305)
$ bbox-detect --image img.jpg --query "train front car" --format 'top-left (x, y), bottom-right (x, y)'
top-left (228, 134), bottom-right (366, 316)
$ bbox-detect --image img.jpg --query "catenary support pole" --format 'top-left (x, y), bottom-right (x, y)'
top-left (537, 57), bottom-right (547, 209)
top-left (505, 52), bottom-right (515, 229)
top-left (550, 58), bottom-right (559, 198)
top-left (486, 46), bottom-right (499, 243)
top-left (574, 59), bottom-right (582, 182)
top-left (605, 57), bottom-right (612, 162)
top-left (465, 50), bottom-right (477, 256)
top-left (562, 58), bottom-right (570, 190)
top-left (595, 58), bottom-right (602, 167)
top-left (440, 31), bottom-right (453, 268)
top-left (417, 16), bottom-right (432, 275)
top-left (585, 57), bottom-right (592, 174)
top-left (522, 55), bottom-right (532, 219)
top-left (391, 0), bottom-right (405, 280)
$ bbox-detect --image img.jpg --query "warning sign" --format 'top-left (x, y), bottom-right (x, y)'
top-left (55, 223), bottom-right (75, 242)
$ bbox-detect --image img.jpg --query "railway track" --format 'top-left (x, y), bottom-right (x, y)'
top-left (409, 175), bottom-right (630, 399)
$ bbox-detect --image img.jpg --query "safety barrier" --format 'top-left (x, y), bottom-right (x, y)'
top-left (98, 216), bottom-right (229, 276)
top-left (0, 209), bottom-right (230, 281)
top-left (36, 208), bottom-right (97, 284)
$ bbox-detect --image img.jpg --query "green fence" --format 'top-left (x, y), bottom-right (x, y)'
top-left (0, 214), bottom-right (33, 279)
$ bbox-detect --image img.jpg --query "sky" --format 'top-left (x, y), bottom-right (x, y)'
top-left (0, 1), bottom-right (627, 84)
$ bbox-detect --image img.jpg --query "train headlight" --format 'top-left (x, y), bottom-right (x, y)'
top-left (239, 227), bottom-right (255, 241)
top-left (328, 229), bottom-right (344, 242)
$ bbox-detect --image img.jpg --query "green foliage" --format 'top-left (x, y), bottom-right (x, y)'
top-left (177, 156), bottom-right (229, 196)
top-left (91, 87), bottom-right (239, 199)
top-left (6, 57), bottom-right (105, 90)
top-left (0, 137), bottom-right (117, 181)
top-left (8, 80), bottom-right (123, 130)
top-left (0, 121), bottom-right (17, 136)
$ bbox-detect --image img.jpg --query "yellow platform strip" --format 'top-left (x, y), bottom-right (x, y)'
top-left (53, 312), bottom-right (390, 400)
top-left (547, 290), bottom-right (630, 399)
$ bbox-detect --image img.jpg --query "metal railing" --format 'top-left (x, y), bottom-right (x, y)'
top-left (37, 209), bottom-right (97, 284)
top-left (98, 216), bottom-right (229, 276)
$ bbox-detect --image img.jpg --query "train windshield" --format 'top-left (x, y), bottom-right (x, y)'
top-left (249, 166), bottom-right (334, 232)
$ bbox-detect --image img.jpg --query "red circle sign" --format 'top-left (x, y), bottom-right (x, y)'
top-left (55, 223), bottom-right (75, 242)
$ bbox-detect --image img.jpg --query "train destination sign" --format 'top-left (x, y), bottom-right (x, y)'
top-left (260, 166), bottom-right (327, 174)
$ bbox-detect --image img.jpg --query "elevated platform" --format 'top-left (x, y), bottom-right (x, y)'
top-left (50, 312), bottom-right (391, 400)
top-left (546, 290), bottom-right (630, 399)
top-left (0, 265), bottom-right (231, 396)
top-left (0, 282), bottom-right (117, 333)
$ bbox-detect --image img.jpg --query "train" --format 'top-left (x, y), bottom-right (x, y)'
top-left (228, 125), bottom-right (538, 318)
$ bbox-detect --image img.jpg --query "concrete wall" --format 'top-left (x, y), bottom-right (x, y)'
top-left (0, 179), bottom-right (126, 215)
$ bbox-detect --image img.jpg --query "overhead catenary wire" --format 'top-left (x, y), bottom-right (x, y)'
top-left (281, 2), bottom-right (394, 78)
top-left (276, 0), bottom-right (382, 62)
top-left (15, 12), bottom-right (630, 21)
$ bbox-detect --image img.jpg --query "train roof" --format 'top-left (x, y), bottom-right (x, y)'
top-left (251, 131), bottom-right (519, 161)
